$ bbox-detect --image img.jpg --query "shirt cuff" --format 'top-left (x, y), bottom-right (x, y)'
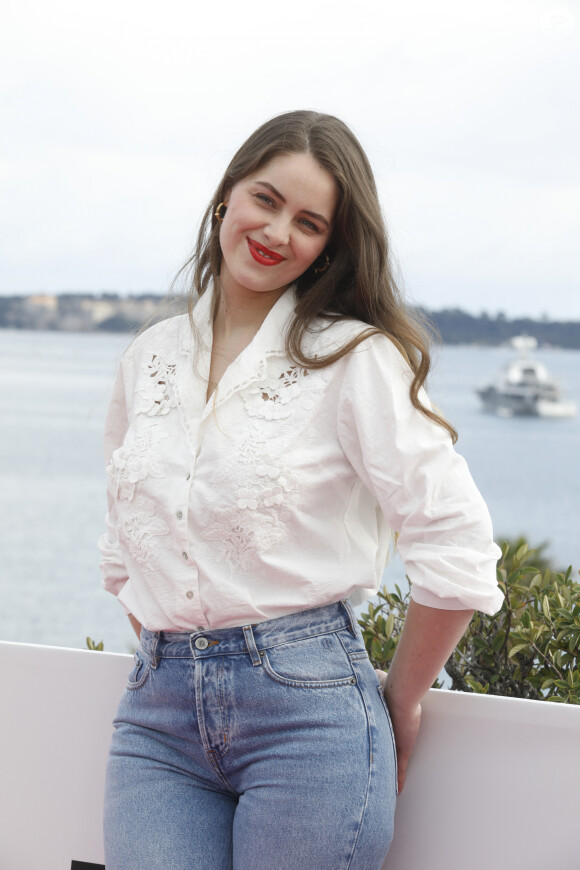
top-left (410, 585), bottom-right (477, 610)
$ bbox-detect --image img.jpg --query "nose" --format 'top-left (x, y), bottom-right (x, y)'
top-left (263, 214), bottom-right (290, 247)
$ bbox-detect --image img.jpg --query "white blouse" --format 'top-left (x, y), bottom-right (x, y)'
top-left (98, 287), bottom-right (503, 631)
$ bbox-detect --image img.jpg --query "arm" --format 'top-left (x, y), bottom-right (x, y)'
top-left (98, 364), bottom-right (143, 639)
top-left (128, 613), bottom-right (143, 640)
top-left (336, 333), bottom-right (503, 614)
top-left (335, 336), bottom-right (501, 786)
top-left (378, 600), bottom-right (474, 793)
top-left (98, 363), bottom-right (131, 598)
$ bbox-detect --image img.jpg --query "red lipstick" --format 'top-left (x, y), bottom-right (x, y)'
top-left (247, 238), bottom-right (286, 266)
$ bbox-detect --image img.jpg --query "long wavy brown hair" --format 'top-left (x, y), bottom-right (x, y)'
top-left (177, 110), bottom-right (456, 441)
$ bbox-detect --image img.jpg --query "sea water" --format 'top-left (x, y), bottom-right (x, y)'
top-left (1, 329), bottom-right (578, 653)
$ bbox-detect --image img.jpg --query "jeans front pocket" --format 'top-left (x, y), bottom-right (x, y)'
top-left (126, 646), bottom-right (151, 690)
top-left (260, 630), bottom-right (358, 689)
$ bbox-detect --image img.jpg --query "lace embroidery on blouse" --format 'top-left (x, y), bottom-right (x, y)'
top-left (118, 493), bottom-right (170, 571)
top-left (135, 354), bottom-right (179, 417)
top-left (107, 428), bottom-right (166, 502)
top-left (200, 421), bottom-right (298, 571)
top-left (242, 365), bottom-right (326, 420)
top-left (198, 364), bottom-right (336, 570)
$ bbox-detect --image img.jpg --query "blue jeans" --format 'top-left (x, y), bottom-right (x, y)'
top-left (104, 600), bottom-right (397, 869)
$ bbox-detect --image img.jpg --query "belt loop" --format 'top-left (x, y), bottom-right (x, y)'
top-left (340, 599), bottom-right (358, 638)
top-left (149, 631), bottom-right (160, 669)
top-left (243, 625), bottom-right (262, 666)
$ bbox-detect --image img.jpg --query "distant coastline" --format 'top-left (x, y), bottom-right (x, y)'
top-left (425, 308), bottom-right (580, 350)
top-left (1, 292), bottom-right (579, 348)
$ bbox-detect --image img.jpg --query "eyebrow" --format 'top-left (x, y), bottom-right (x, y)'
top-left (255, 181), bottom-right (331, 228)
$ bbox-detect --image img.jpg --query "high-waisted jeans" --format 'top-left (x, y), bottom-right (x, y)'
top-left (104, 599), bottom-right (397, 870)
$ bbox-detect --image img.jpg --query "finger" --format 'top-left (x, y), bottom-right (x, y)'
top-left (397, 758), bottom-right (407, 793)
top-left (374, 669), bottom-right (388, 689)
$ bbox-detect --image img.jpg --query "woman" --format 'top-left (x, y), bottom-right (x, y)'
top-left (99, 110), bottom-right (503, 870)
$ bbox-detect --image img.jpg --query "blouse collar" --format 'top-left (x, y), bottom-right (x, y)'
top-left (191, 284), bottom-right (298, 415)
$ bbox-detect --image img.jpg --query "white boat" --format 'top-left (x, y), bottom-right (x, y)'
top-left (476, 336), bottom-right (577, 418)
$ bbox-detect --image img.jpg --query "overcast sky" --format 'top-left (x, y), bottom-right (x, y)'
top-left (1, 0), bottom-right (578, 318)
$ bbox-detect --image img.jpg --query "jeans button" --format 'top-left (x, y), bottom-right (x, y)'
top-left (195, 637), bottom-right (209, 650)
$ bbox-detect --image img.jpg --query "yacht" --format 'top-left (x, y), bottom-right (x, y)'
top-left (476, 336), bottom-right (577, 418)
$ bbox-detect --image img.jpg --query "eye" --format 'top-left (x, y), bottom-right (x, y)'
top-left (253, 192), bottom-right (276, 207)
top-left (298, 217), bottom-right (321, 234)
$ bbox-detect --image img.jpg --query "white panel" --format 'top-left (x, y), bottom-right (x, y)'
top-left (0, 642), bottom-right (128, 869)
top-left (0, 641), bottom-right (578, 869)
top-left (382, 688), bottom-right (580, 868)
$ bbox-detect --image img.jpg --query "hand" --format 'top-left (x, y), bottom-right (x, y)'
top-left (388, 699), bottom-right (421, 794)
top-left (375, 669), bottom-right (421, 793)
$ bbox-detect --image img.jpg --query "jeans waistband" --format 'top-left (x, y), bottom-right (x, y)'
top-left (139, 599), bottom-right (358, 665)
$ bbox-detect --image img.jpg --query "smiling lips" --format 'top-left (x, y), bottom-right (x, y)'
top-left (247, 238), bottom-right (286, 266)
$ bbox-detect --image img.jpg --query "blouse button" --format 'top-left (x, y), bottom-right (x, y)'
top-left (182, 552), bottom-right (189, 560)
top-left (186, 473), bottom-right (191, 481)
top-left (176, 510), bottom-right (183, 520)
top-left (185, 590), bottom-right (194, 599)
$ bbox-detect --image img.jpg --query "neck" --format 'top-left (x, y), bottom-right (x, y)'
top-left (213, 284), bottom-right (287, 340)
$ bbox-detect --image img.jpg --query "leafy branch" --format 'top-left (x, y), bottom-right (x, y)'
top-left (359, 539), bottom-right (580, 704)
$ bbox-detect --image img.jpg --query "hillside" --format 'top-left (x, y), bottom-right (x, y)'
top-left (422, 308), bottom-right (580, 349)
top-left (1, 293), bottom-right (579, 348)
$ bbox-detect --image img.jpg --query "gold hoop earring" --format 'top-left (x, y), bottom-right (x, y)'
top-left (313, 253), bottom-right (330, 274)
top-left (215, 201), bottom-right (227, 224)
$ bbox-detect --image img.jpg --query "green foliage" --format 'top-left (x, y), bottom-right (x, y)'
top-left (358, 541), bottom-right (580, 704)
top-left (86, 636), bottom-right (104, 651)
top-left (496, 535), bottom-right (554, 575)
top-left (359, 584), bottom-right (408, 672)
top-left (452, 544), bottom-right (580, 703)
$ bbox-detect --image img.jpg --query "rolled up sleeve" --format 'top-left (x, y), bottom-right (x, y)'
top-left (337, 333), bottom-right (503, 615)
